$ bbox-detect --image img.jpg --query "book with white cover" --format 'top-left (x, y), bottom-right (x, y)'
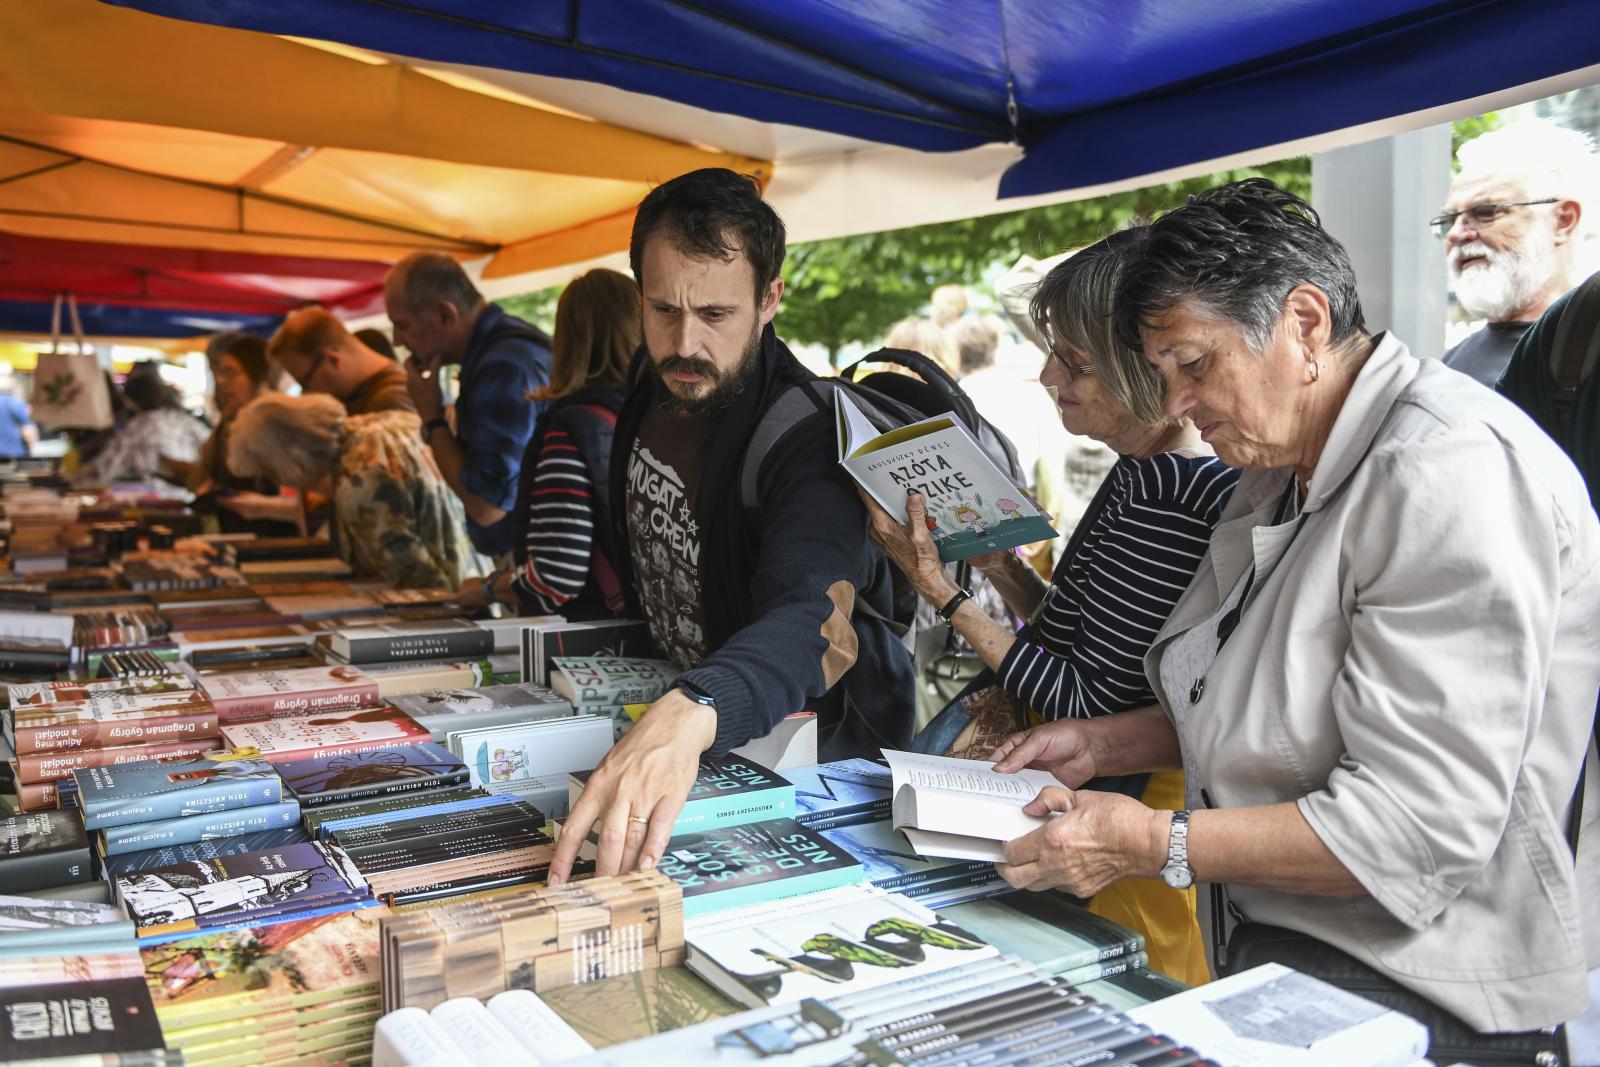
top-left (1125, 963), bottom-right (1429, 1067)
top-left (449, 714), bottom-right (613, 790)
top-left (731, 712), bottom-right (818, 772)
top-left (835, 391), bottom-right (1055, 562)
top-left (883, 750), bottom-right (1056, 862)
top-left (685, 890), bottom-right (996, 1008)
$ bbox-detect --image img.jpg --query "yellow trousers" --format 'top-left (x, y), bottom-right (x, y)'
top-left (1087, 769), bottom-right (1210, 986)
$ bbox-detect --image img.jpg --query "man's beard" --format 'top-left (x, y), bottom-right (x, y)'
top-left (650, 327), bottom-right (762, 416)
top-left (1449, 233), bottom-right (1557, 322)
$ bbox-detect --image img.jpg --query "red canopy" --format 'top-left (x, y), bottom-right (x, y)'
top-left (0, 234), bottom-right (389, 318)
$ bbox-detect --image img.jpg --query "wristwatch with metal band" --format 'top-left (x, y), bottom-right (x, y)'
top-left (1160, 809), bottom-right (1193, 889)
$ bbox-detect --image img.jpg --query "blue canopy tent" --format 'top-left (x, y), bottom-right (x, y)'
top-left (106, 0), bottom-right (1600, 199)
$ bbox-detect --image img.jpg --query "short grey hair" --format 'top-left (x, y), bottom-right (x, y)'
top-left (391, 252), bottom-right (484, 316)
top-left (1030, 227), bottom-right (1170, 425)
top-left (1457, 118), bottom-right (1598, 233)
top-left (228, 393), bottom-right (346, 489)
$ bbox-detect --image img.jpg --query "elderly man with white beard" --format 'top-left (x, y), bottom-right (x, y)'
top-left (1435, 118), bottom-right (1595, 388)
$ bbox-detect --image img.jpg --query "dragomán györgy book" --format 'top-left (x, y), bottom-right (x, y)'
top-left (835, 390), bottom-right (1056, 562)
top-left (199, 664), bottom-right (381, 723)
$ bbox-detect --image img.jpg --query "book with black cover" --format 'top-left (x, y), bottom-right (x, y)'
top-left (328, 619), bottom-right (493, 665)
top-left (787, 758), bottom-right (893, 829)
top-left (275, 742), bottom-right (470, 809)
top-left (0, 977), bottom-right (166, 1059)
top-left (0, 809), bottom-right (92, 892)
top-left (519, 619), bottom-right (654, 686)
top-left (100, 826), bottom-right (311, 881)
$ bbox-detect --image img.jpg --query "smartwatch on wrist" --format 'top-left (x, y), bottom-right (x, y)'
top-left (1160, 810), bottom-right (1194, 889)
top-left (677, 681), bottom-right (718, 711)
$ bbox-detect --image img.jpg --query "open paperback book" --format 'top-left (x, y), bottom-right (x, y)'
top-left (883, 750), bottom-right (1058, 863)
top-left (835, 391), bottom-right (1055, 562)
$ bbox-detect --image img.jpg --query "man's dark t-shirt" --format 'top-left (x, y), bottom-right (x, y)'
top-left (1442, 321), bottom-right (1534, 388)
top-left (343, 363), bottom-right (415, 417)
top-left (625, 394), bottom-right (714, 668)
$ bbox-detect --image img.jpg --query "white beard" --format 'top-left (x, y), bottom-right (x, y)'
top-left (1449, 235), bottom-right (1557, 322)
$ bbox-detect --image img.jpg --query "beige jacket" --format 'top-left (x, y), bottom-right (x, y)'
top-left (1144, 333), bottom-right (1600, 1032)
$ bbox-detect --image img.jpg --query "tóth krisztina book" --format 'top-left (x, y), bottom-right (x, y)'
top-left (199, 665), bottom-right (381, 723)
top-left (75, 748), bottom-right (284, 828)
top-left (835, 391), bottom-right (1056, 562)
top-left (549, 657), bottom-right (677, 708)
top-left (686, 890), bottom-right (995, 1007)
top-left (98, 800), bottom-right (304, 856)
top-left (220, 706), bottom-right (431, 764)
top-left (884, 750), bottom-right (1058, 863)
top-left (570, 754), bottom-right (794, 834)
top-left (274, 742), bottom-right (470, 809)
top-left (327, 619), bottom-right (494, 665)
top-left (650, 818), bottom-right (864, 918)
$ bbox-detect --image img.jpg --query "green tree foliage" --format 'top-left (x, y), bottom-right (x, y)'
top-left (494, 286), bottom-right (562, 334)
top-left (777, 161), bottom-right (1312, 362)
top-left (1451, 112), bottom-right (1502, 166)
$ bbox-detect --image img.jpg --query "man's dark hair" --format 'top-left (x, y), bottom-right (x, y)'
top-left (1114, 178), bottom-right (1367, 354)
top-left (629, 169), bottom-right (786, 301)
top-left (393, 252), bottom-right (484, 316)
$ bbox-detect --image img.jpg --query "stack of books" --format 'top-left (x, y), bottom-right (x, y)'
top-left (379, 870), bottom-right (685, 1012)
top-left (75, 748), bottom-right (300, 859)
top-left (5, 671), bottom-right (222, 810)
top-left (140, 907), bottom-right (384, 1067)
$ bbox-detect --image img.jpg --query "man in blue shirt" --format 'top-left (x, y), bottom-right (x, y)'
top-left (0, 389), bottom-right (34, 460)
top-left (385, 253), bottom-right (552, 560)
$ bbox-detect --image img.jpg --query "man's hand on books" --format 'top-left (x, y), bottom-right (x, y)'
top-left (990, 719), bottom-right (1097, 788)
top-left (861, 489), bottom-right (959, 603)
top-left (995, 786), bottom-right (1167, 896)
top-left (547, 688), bottom-right (717, 884)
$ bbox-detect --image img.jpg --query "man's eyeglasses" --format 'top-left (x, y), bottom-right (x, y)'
top-left (1049, 349), bottom-right (1096, 380)
top-left (1428, 198), bottom-right (1559, 239)
top-left (289, 352), bottom-right (327, 390)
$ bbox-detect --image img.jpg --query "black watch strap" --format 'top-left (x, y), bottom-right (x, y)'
top-left (422, 416), bottom-right (450, 439)
top-left (936, 587), bottom-right (973, 622)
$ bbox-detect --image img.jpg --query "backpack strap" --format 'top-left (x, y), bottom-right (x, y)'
top-left (1547, 272), bottom-right (1600, 434)
top-left (736, 377), bottom-right (909, 638)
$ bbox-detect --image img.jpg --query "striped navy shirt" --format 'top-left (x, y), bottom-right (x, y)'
top-left (512, 428), bottom-right (594, 613)
top-left (998, 452), bottom-right (1239, 721)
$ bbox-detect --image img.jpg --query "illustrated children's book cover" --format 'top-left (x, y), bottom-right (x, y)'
top-left (835, 391), bottom-right (1056, 562)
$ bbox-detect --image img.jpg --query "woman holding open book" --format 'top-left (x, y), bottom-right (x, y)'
top-left (988, 180), bottom-right (1599, 1057)
top-left (860, 226), bottom-right (1238, 985)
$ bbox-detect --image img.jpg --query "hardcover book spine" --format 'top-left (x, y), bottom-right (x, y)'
top-left (344, 630), bottom-right (492, 664)
top-left (676, 788), bottom-right (796, 834)
top-left (241, 733), bottom-right (426, 765)
top-left (298, 765), bottom-right (471, 809)
top-left (15, 737), bottom-right (222, 785)
top-left (14, 779), bottom-right (59, 812)
top-left (13, 710), bottom-right (220, 756)
top-left (210, 683), bottom-right (381, 724)
top-left (100, 800), bottom-right (303, 855)
top-left (82, 773), bottom-right (284, 829)
top-left (0, 840), bottom-right (92, 891)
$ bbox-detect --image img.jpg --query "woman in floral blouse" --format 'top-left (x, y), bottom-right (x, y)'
top-left (78, 365), bottom-right (208, 483)
top-left (227, 394), bottom-right (485, 589)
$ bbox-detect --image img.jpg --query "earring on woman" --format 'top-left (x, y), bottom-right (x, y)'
top-left (1309, 359), bottom-right (1320, 383)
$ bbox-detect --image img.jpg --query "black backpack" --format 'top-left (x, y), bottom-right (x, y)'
top-left (737, 347), bottom-right (1027, 632)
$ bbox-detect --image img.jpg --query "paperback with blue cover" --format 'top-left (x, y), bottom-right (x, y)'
top-left (74, 749), bottom-right (281, 829)
top-left (787, 759), bottom-right (892, 829)
top-left (100, 827), bottom-right (310, 881)
top-left (818, 819), bottom-right (1004, 900)
top-left (274, 741), bottom-right (468, 809)
top-left (652, 818), bottom-right (864, 918)
top-left (98, 800), bottom-right (304, 856)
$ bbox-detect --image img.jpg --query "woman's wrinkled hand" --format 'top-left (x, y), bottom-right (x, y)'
top-left (997, 787), bottom-right (1166, 896)
top-left (990, 718), bottom-right (1098, 788)
top-left (860, 488), bottom-right (959, 605)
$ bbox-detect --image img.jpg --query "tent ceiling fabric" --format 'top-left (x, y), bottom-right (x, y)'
top-left (0, 0), bottom-right (768, 291)
top-left (102, 0), bottom-right (1600, 198)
